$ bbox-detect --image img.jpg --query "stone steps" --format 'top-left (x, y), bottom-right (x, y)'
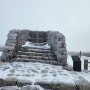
top-left (21, 46), bottom-right (51, 50)
top-left (16, 58), bottom-right (58, 65)
top-left (20, 49), bottom-right (51, 53)
top-left (17, 52), bottom-right (55, 57)
top-left (16, 42), bottom-right (56, 64)
top-left (16, 55), bottom-right (55, 61)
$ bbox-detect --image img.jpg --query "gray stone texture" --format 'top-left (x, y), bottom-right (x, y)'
top-left (1, 30), bottom-right (17, 61)
top-left (47, 31), bottom-right (67, 66)
top-left (1, 30), bottom-right (67, 65)
top-left (0, 78), bottom-right (90, 90)
top-left (35, 79), bottom-right (90, 90)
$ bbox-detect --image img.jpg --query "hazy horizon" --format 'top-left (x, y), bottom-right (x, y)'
top-left (0, 0), bottom-right (90, 52)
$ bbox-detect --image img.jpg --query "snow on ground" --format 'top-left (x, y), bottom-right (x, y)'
top-left (22, 41), bottom-right (50, 49)
top-left (0, 49), bottom-right (90, 83)
top-left (67, 55), bottom-right (90, 82)
top-left (0, 52), bottom-right (2, 56)
top-left (0, 62), bottom-right (80, 84)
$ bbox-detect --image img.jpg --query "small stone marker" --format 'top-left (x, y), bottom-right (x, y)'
top-left (84, 59), bottom-right (88, 73)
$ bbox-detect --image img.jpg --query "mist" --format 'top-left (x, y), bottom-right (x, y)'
top-left (0, 0), bottom-right (90, 52)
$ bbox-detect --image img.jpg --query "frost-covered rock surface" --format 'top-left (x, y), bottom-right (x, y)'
top-left (0, 54), bottom-right (90, 83)
top-left (0, 62), bottom-right (80, 84)
top-left (0, 55), bottom-right (90, 89)
top-left (0, 85), bottom-right (44, 90)
top-left (1, 30), bottom-right (67, 65)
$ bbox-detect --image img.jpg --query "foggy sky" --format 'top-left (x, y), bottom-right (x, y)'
top-left (0, 0), bottom-right (90, 52)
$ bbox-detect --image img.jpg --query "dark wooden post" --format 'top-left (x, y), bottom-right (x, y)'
top-left (80, 51), bottom-right (81, 59)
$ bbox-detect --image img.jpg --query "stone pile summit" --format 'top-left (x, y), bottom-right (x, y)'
top-left (1, 30), bottom-right (67, 66)
top-left (0, 30), bottom-right (90, 90)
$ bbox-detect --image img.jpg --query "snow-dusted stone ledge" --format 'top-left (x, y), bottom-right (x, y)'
top-left (0, 62), bottom-right (90, 90)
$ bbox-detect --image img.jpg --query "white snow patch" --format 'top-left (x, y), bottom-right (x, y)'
top-left (22, 41), bottom-right (30, 47)
top-left (0, 52), bottom-right (2, 56)
top-left (0, 62), bottom-right (80, 84)
top-left (22, 41), bottom-right (50, 49)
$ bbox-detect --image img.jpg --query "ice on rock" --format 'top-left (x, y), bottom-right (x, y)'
top-left (22, 41), bottom-right (50, 49)
top-left (22, 85), bottom-right (44, 90)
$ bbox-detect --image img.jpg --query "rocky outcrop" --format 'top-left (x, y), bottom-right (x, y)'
top-left (0, 77), bottom-right (32, 87)
top-left (0, 86), bottom-right (21, 90)
top-left (35, 79), bottom-right (90, 90)
top-left (0, 79), bottom-right (90, 90)
top-left (0, 61), bottom-right (90, 90)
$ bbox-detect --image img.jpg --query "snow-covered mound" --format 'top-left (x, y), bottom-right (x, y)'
top-left (0, 62), bottom-right (80, 84)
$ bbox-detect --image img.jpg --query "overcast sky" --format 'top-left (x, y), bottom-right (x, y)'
top-left (0, 0), bottom-right (90, 52)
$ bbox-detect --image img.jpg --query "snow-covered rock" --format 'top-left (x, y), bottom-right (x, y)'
top-left (0, 62), bottom-right (88, 84)
top-left (22, 41), bottom-right (50, 49)
top-left (22, 85), bottom-right (44, 90)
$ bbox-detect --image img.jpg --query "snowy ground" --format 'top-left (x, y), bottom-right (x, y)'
top-left (0, 61), bottom-right (80, 84)
top-left (0, 50), bottom-right (90, 83)
top-left (67, 55), bottom-right (90, 82)
top-left (0, 51), bottom-right (2, 56)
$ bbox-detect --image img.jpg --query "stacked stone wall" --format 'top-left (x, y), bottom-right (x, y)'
top-left (1, 30), bottom-right (30, 61)
top-left (1, 30), bottom-right (18, 61)
top-left (1, 30), bottom-right (67, 65)
top-left (47, 31), bottom-right (67, 66)
top-left (16, 30), bottom-right (30, 51)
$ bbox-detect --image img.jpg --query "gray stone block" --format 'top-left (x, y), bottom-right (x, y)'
top-left (57, 55), bottom-right (67, 59)
top-left (0, 86), bottom-right (20, 90)
top-left (6, 39), bottom-right (17, 43)
top-left (8, 36), bottom-right (17, 40)
top-left (51, 82), bottom-right (75, 90)
top-left (6, 43), bottom-right (16, 47)
top-left (17, 80), bottom-right (32, 87)
top-left (3, 77), bottom-right (17, 86)
top-left (21, 85), bottom-right (44, 90)
top-left (4, 46), bottom-right (15, 51)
